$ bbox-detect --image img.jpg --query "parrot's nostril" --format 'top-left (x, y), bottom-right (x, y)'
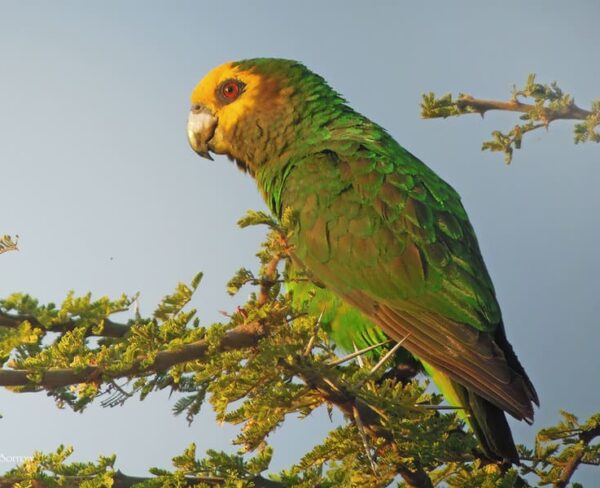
top-left (191, 103), bottom-right (213, 115)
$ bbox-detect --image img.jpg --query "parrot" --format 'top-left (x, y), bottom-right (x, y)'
top-left (186, 58), bottom-right (538, 464)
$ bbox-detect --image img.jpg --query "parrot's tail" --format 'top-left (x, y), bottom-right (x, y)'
top-left (424, 362), bottom-right (520, 464)
top-left (452, 379), bottom-right (520, 464)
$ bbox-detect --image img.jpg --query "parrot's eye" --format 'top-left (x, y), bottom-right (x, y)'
top-left (217, 79), bottom-right (244, 104)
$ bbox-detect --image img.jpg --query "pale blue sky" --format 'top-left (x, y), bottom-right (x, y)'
top-left (0, 1), bottom-right (599, 485)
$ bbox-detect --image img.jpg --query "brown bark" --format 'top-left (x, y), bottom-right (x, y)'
top-left (456, 95), bottom-right (592, 123)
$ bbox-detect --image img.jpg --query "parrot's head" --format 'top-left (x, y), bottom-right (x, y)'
top-left (187, 58), bottom-right (344, 175)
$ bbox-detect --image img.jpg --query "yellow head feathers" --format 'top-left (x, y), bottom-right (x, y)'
top-left (190, 61), bottom-right (265, 133)
top-left (187, 60), bottom-right (297, 167)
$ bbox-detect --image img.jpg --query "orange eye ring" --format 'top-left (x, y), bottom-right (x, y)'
top-left (218, 79), bottom-right (244, 103)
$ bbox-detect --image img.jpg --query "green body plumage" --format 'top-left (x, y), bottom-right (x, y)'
top-left (289, 274), bottom-right (520, 461)
top-left (188, 58), bottom-right (539, 463)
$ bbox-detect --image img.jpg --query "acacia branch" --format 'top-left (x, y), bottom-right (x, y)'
top-left (421, 75), bottom-right (600, 163)
top-left (0, 310), bottom-right (131, 338)
top-left (455, 95), bottom-right (592, 123)
top-left (553, 424), bottom-right (600, 488)
top-left (519, 455), bottom-right (600, 468)
top-left (0, 320), bottom-right (267, 388)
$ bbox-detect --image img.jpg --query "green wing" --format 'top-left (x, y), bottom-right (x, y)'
top-left (288, 260), bottom-right (522, 462)
top-left (281, 128), bottom-right (537, 422)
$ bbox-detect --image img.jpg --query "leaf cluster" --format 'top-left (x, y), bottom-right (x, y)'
top-left (0, 234), bottom-right (18, 255)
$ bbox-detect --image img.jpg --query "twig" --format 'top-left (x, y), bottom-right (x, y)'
top-left (456, 95), bottom-right (592, 122)
top-left (257, 254), bottom-right (281, 306)
top-left (100, 380), bottom-right (134, 408)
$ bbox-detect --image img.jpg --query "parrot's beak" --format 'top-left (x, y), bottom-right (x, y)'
top-left (187, 104), bottom-right (218, 160)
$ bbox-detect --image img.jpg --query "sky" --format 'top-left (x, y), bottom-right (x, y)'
top-left (0, 1), bottom-right (599, 485)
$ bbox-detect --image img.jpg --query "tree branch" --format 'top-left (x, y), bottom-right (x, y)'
top-left (0, 310), bottom-right (131, 338)
top-left (1, 310), bottom-right (434, 485)
top-left (455, 95), bottom-right (592, 123)
top-left (553, 423), bottom-right (600, 488)
top-left (257, 254), bottom-right (282, 306)
top-left (421, 74), bottom-right (600, 163)
top-left (0, 320), bottom-right (266, 388)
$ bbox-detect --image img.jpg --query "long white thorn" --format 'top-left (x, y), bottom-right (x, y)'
top-left (417, 404), bottom-right (465, 410)
top-left (303, 308), bottom-right (325, 356)
top-left (327, 340), bottom-right (391, 367)
top-left (353, 342), bottom-right (364, 368)
top-left (353, 334), bottom-right (411, 390)
top-left (353, 403), bottom-right (378, 476)
top-left (368, 333), bottom-right (410, 376)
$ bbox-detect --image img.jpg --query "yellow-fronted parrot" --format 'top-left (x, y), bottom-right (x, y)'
top-left (186, 58), bottom-right (538, 463)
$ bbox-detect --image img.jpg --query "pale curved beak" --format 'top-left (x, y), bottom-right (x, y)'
top-left (187, 104), bottom-right (218, 160)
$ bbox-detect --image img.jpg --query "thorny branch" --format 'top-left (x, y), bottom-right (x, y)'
top-left (453, 95), bottom-right (592, 122)
top-left (0, 309), bottom-right (131, 338)
top-left (0, 319), bottom-right (267, 388)
top-left (421, 74), bottom-right (600, 163)
top-left (553, 423), bottom-right (600, 488)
